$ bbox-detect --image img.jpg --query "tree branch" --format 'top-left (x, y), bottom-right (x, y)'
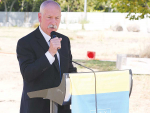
top-left (9, 0), bottom-right (17, 12)
top-left (3, 0), bottom-right (7, 12)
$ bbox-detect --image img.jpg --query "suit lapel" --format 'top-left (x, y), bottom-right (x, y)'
top-left (35, 27), bottom-right (49, 52)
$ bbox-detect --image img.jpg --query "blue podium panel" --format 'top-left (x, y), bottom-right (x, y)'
top-left (69, 70), bottom-right (130, 113)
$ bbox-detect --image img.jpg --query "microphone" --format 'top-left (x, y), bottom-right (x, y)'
top-left (51, 31), bottom-right (57, 39)
top-left (50, 31), bottom-right (60, 49)
top-left (72, 61), bottom-right (98, 113)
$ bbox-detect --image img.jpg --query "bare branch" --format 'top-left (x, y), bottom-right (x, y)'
top-left (9, 0), bottom-right (17, 12)
top-left (3, 0), bottom-right (7, 12)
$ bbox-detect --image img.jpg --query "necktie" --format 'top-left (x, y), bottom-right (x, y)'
top-left (54, 54), bottom-right (61, 80)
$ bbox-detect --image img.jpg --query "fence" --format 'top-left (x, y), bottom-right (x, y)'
top-left (0, 12), bottom-right (150, 31)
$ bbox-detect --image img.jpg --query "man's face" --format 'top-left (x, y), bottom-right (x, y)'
top-left (38, 5), bottom-right (61, 35)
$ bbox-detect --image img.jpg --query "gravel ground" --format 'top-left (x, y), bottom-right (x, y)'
top-left (0, 27), bottom-right (150, 113)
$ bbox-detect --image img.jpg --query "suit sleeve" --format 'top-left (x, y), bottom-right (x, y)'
top-left (68, 38), bottom-right (77, 73)
top-left (16, 38), bottom-right (51, 83)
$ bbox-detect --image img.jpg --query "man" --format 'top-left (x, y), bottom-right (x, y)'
top-left (16, 1), bottom-right (77, 113)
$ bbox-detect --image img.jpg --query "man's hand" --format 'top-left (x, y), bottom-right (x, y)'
top-left (48, 37), bottom-right (62, 56)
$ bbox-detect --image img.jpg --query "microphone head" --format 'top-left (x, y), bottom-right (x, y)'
top-left (51, 31), bottom-right (57, 38)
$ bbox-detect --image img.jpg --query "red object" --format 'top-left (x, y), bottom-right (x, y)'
top-left (87, 51), bottom-right (96, 59)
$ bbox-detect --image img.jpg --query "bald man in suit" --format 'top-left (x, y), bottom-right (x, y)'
top-left (16, 1), bottom-right (77, 113)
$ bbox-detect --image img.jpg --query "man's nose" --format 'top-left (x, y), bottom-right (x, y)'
top-left (51, 18), bottom-right (56, 24)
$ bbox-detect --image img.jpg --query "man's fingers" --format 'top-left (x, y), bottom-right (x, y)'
top-left (50, 37), bottom-right (61, 49)
top-left (51, 37), bottom-right (58, 41)
top-left (59, 38), bottom-right (62, 42)
top-left (51, 37), bottom-right (62, 42)
top-left (49, 37), bottom-right (62, 56)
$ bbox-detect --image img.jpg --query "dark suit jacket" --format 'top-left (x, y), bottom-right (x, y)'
top-left (16, 27), bottom-right (77, 113)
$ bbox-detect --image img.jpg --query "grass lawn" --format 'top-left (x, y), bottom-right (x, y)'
top-left (73, 59), bottom-right (117, 71)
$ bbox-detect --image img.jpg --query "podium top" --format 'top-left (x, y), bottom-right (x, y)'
top-left (27, 74), bottom-right (68, 105)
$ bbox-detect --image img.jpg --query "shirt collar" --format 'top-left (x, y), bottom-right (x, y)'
top-left (39, 26), bottom-right (51, 42)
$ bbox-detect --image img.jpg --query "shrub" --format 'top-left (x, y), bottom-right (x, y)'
top-left (33, 22), bottom-right (40, 28)
top-left (140, 45), bottom-right (150, 58)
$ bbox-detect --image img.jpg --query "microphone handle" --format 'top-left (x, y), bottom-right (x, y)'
top-left (52, 35), bottom-right (57, 39)
top-left (52, 35), bottom-right (60, 50)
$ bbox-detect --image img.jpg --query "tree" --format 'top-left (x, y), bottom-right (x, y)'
top-left (0, 0), bottom-right (105, 12)
top-left (54, 0), bottom-right (84, 12)
top-left (0, 0), bottom-right (45, 12)
top-left (99, 0), bottom-right (150, 20)
top-left (1, 0), bottom-right (17, 12)
top-left (17, 0), bottom-right (44, 12)
top-left (0, 0), bottom-right (44, 23)
top-left (54, 0), bottom-right (105, 12)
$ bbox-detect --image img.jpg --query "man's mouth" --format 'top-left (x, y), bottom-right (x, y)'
top-left (48, 25), bottom-right (57, 29)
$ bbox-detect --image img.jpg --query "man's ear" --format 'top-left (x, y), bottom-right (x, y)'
top-left (38, 13), bottom-right (42, 22)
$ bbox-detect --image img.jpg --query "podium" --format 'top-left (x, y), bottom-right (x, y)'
top-left (27, 70), bottom-right (133, 113)
top-left (27, 73), bottom-right (71, 113)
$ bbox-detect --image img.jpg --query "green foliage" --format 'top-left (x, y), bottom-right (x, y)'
top-left (0, 0), bottom-right (44, 12)
top-left (99, 0), bottom-right (150, 20)
top-left (55, 0), bottom-right (108, 12)
top-left (0, 0), bottom-right (106, 12)
top-left (55, 0), bottom-right (84, 12)
top-left (0, 1), bottom-right (4, 11)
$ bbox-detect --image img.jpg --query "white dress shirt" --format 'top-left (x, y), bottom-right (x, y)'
top-left (39, 26), bottom-right (60, 65)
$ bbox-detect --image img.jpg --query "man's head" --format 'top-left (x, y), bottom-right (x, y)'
top-left (38, 0), bottom-right (61, 35)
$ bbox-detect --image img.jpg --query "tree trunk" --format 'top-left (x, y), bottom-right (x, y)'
top-left (3, 1), bottom-right (7, 12)
top-left (68, 5), bottom-right (69, 12)
top-left (9, 0), bottom-right (17, 12)
top-left (145, 2), bottom-right (150, 9)
top-left (3, 1), bottom-right (8, 23)
top-left (70, 0), bottom-right (74, 12)
top-left (18, 0), bottom-right (26, 12)
top-left (32, 1), bottom-right (37, 12)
